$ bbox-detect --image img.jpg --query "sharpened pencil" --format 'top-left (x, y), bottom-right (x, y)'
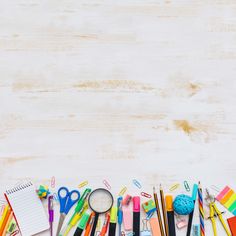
top-left (160, 185), bottom-right (168, 236)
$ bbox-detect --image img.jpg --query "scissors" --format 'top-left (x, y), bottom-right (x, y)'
top-left (56, 187), bottom-right (80, 236)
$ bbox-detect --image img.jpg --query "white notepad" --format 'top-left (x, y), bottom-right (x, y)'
top-left (4, 182), bottom-right (49, 236)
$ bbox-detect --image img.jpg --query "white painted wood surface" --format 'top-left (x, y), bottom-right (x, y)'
top-left (1, 0), bottom-right (236, 235)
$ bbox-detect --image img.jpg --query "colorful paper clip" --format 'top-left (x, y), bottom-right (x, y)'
top-left (184, 181), bottom-right (190, 192)
top-left (119, 186), bottom-right (127, 196)
top-left (103, 179), bottom-right (111, 190)
top-left (133, 179), bottom-right (142, 189)
top-left (121, 231), bottom-right (126, 236)
top-left (169, 183), bottom-right (180, 191)
top-left (53, 192), bottom-right (59, 202)
top-left (141, 192), bottom-right (152, 198)
top-left (51, 176), bottom-right (55, 188)
top-left (78, 180), bottom-right (88, 188)
top-left (10, 230), bottom-right (20, 236)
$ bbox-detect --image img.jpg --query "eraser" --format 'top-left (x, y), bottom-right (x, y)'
top-left (123, 206), bottom-right (132, 231)
top-left (149, 218), bottom-right (161, 236)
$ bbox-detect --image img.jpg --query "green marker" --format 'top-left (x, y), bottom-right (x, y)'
top-left (73, 212), bottom-right (90, 236)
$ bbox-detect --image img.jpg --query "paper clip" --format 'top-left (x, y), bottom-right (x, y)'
top-left (184, 181), bottom-right (190, 192)
top-left (119, 186), bottom-right (127, 196)
top-left (103, 179), bottom-right (111, 190)
top-left (10, 230), bottom-right (20, 236)
top-left (53, 192), bottom-right (59, 202)
top-left (121, 231), bottom-right (126, 236)
top-left (51, 176), bottom-right (55, 188)
top-left (141, 192), bottom-right (152, 198)
top-left (169, 183), bottom-right (180, 191)
top-left (78, 180), bottom-right (88, 188)
top-left (133, 179), bottom-right (142, 189)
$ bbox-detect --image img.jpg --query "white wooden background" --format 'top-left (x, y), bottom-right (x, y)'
top-left (1, 0), bottom-right (236, 235)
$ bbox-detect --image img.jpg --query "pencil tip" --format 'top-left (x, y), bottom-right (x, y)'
top-left (153, 186), bottom-right (155, 192)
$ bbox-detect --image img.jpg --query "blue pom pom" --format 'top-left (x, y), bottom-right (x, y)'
top-left (173, 194), bottom-right (194, 215)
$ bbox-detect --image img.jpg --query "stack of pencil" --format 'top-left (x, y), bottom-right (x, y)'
top-left (0, 205), bottom-right (13, 236)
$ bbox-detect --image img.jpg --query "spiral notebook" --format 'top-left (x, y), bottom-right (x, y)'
top-left (4, 182), bottom-right (49, 236)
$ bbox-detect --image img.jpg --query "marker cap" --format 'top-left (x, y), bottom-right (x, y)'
top-left (192, 184), bottom-right (198, 201)
top-left (110, 206), bottom-right (117, 223)
top-left (165, 195), bottom-right (173, 211)
top-left (78, 213), bottom-right (90, 229)
top-left (133, 196), bottom-right (140, 212)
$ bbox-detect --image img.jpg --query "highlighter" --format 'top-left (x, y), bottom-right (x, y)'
top-left (133, 196), bottom-right (140, 236)
top-left (109, 206), bottom-right (117, 236)
top-left (73, 212), bottom-right (90, 236)
top-left (84, 212), bottom-right (95, 236)
top-left (165, 195), bottom-right (176, 236)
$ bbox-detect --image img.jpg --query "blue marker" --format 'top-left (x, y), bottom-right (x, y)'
top-left (117, 197), bottom-right (123, 236)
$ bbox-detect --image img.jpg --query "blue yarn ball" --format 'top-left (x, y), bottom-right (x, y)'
top-left (173, 194), bottom-right (194, 215)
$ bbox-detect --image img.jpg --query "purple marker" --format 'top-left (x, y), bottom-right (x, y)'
top-left (48, 195), bottom-right (54, 236)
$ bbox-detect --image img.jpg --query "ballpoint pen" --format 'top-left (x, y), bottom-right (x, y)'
top-left (100, 213), bottom-right (110, 236)
top-left (48, 196), bottom-right (54, 236)
top-left (84, 212), bottom-right (96, 236)
top-left (117, 197), bottom-right (123, 236)
top-left (60, 188), bottom-right (91, 236)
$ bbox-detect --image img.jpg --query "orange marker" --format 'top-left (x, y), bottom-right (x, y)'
top-left (84, 212), bottom-right (95, 236)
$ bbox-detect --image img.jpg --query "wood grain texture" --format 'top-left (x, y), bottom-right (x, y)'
top-left (1, 0), bottom-right (236, 235)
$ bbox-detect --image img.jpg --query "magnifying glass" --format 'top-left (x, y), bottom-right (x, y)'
top-left (88, 188), bottom-right (114, 236)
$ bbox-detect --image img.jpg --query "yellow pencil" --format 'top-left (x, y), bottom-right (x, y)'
top-left (0, 205), bottom-right (9, 231)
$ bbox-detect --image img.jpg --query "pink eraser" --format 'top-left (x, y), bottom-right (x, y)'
top-left (123, 206), bottom-right (132, 231)
top-left (133, 196), bottom-right (140, 212)
top-left (216, 186), bottom-right (231, 201)
top-left (123, 195), bottom-right (132, 206)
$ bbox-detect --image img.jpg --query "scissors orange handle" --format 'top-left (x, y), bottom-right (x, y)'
top-left (84, 212), bottom-right (95, 236)
top-left (100, 213), bottom-right (110, 236)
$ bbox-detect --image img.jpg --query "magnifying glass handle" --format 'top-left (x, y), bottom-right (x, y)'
top-left (90, 213), bottom-right (99, 236)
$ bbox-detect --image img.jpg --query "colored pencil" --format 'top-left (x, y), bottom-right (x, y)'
top-left (198, 182), bottom-right (205, 236)
top-left (153, 187), bottom-right (165, 236)
top-left (160, 184), bottom-right (168, 236)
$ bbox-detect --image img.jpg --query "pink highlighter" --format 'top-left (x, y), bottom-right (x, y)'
top-left (133, 196), bottom-right (140, 236)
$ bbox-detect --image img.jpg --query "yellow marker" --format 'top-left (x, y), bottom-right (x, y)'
top-left (118, 187), bottom-right (127, 196)
top-left (0, 205), bottom-right (9, 230)
top-left (78, 181), bottom-right (88, 188)
top-left (110, 207), bottom-right (117, 223)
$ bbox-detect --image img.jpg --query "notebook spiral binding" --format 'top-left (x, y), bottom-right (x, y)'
top-left (6, 182), bottom-right (33, 195)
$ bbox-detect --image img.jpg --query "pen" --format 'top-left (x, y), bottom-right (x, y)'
top-left (165, 195), bottom-right (176, 236)
top-left (117, 197), bottom-right (123, 236)
top-left (186, 184), bottom-right (198, 236)
top-left (73, 212), bottom-right (90, 236)
top-left (100, 213), bottom-right (110, 236)
top-left (84, 212), bottom-right (95, 236)
top-left (108, 206), bottom-right (117, 236)
top-left (48, 196), bottom-right (54, 236)
top-left (133, 196), bottom-right (140, 236)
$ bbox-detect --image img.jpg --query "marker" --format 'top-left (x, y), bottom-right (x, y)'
top-left (117, 197), bottom-right (123, 236)
top-left (165, 195), bottom-right (176, 236)
top-left (48, 196), bottom-right (54, 236)
top-left (109, 207), bottom-right (117, 236)
top-left (186, 184), bottom-right (198, 236)
top-left (73, 212), bottom-right (90, 236)
top-left (133, 196), bottom-right (140, 236)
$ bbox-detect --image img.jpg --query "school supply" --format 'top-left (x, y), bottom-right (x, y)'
top-left (78, 181), bottom-right (88, 188)
top-left (123, 206), bottom-right (132, 231)
top-left (119, 187), bottom-right (127, 196)
top-left (198, 182), bottom-right (205, 236)
top-left (227, 216), bottom-right (236, 236)
top-left (133, 179), bottom-right (142, 189)
top-left (117, 196), bottom-right (123, 236)
top-left (5, 182), bottom-right (49, 235)
top-left (165, 195), bottom-right (176, 236)
top-left (56, 187), bottom-right (80, 236)
top-left (100, 213), bottom-right (110, 236)
top-left (142, 199), bottom-right (156, 217)
top-left (88, 188), bottom-right (113, 236)
top-left (173, 195), bottom-right (194, 215)
top-left (153, 187), bottom-right (165, 236)
top-left (37, 185), bottom-right (50, 199)
top-left (205, 189), bottom-right (231, 236)
top-left (160, 184), bottom-right (168, 236)
top-left (84, 212), bottom-right (95, 236)
top-left (48, 195), bottom-right (54, 236)
top-left (150, 218), bottom-right (162, 236)
top-left (184, 181), bottom-right (191, 192)
top-left (123, 195), bottom-right (132, 206)
top-left (61, 188), bottom-right (91, 236)
top-left (141, 219), bottom-right (151, 236)
top-left (216, 186), bottom-right (236, 215)
top-left (192, 224), bottom-right (200, 236)
top-left (133, 196), bottom-right (140, 236)
top-left (186, 184), bottom-right (198, 236)
top-left (73, 212), bottom-right (90, 236)
top-left (108, 207), bottom-right (117, 236)
top-left (7, 219), bottom-right (17, 234)
top-left (0, 205), bottom-right (9, 231)
top-left (141, 192), bottom-right (152, 198)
